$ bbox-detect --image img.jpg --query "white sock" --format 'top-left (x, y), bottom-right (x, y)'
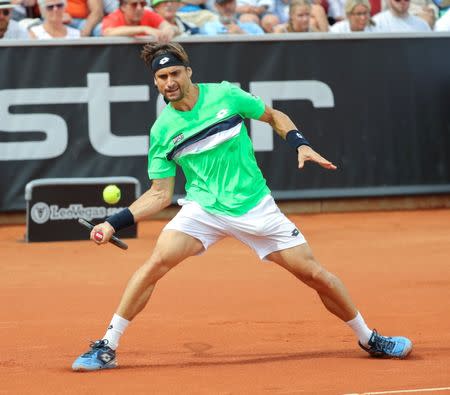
top-left (102, 313), bottom-right (130, 350)
top-left (346, 312), bottom-right (373, 346)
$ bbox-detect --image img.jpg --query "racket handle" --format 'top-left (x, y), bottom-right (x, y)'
top-left (109, 234), bottom-right (128, 250)
top-left (78, 218), bottom-right (128, 250)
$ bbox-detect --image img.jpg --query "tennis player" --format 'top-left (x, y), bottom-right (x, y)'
top-left (72, 42), bottom-right (412, 371)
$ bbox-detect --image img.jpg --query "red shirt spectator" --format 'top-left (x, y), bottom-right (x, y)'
top-left (103, 7), bottom-right (165, 30)
top-left (102, 0), bottom-right (177, 40)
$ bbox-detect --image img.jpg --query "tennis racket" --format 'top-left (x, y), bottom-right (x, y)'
top-left (78, 218), bottom-right (128, 250)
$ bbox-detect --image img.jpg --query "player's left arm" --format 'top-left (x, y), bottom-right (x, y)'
top-left (258, 104), bottom-right (337, 170)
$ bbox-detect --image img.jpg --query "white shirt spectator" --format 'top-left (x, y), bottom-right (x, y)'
top-left (373, 9), bottom-right (431, 31)
top-left (3, 19), bottom-right (28, 39)
top-left (30, 24), bottom-right (81, 39)
top-left (434, 8), bottom-right (450, 31)
top-left (330, 19), bottom-right (378, 31)
top-left (237, 0), bottom-right (274, 13)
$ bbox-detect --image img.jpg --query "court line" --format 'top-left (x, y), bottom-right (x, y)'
top-left (343, 386), bottom-right (450, 395)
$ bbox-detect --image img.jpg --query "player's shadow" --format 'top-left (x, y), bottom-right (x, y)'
top-left (119, 348), bottom-right (398, 370)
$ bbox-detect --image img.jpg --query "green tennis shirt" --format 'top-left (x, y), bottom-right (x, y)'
top-left (147, 81), bottom-right (270, 216)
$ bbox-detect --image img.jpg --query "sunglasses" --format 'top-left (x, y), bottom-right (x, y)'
top-left (127, 1), bottom-right (147, 7)
top-left (45, 2), bottom-right (65, 10)
top-left (0, 9), bottom-right (10, 16)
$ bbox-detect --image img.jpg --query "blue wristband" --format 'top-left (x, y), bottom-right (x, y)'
top-left (285, 130), bottom-right (311, 150)
top-left (106, 208), bottom-right (135, 232)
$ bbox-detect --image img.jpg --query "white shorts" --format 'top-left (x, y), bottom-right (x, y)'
top-left (163, 195), bottom-right (307, 260)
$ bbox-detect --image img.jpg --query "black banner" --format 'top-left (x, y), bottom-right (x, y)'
top-left (1, 36), bottom-right (450, 211)
top-left (25, 177), bottom-right (139, 242)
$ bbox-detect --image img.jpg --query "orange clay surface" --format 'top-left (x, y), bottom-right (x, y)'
top-left (1, 209), bottom-right (450, 395)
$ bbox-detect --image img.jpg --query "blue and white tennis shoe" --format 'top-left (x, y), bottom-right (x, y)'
top-left (359, 330), bottom-right (412, 358)
top-left (72, 339), bottom-right (117, 371)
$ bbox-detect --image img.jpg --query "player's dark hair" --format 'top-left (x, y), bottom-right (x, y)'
top-left (141, 43), bottom-right (190, 69)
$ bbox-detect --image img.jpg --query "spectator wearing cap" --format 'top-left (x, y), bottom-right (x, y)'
top-left (201, 0), bottom-right (264, 34)
top-left (273, 0), bottom-right (328, 31)
top-left (330, 0), bottom-right (377, 31)
top-left (29, 0), bottom-right (81, 38)
top-left (65, 0), bottom-right (103, 36)
top-left (0, 0), bottom-right (28, 38)
top-left (373, 0), bottom-right (431, 30)
top-left (151, 0), bottom-right (200, 35)
top-left (102, 0), bottom-right (176, 39)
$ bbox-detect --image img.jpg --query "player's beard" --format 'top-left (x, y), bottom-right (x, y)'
top-left (164, 84), bottom-right (184, 102)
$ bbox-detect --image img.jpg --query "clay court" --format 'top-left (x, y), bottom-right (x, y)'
top-left (1, 209), bottom-right (449, 394)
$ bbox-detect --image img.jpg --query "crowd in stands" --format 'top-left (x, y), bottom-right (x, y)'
top-left (0, 0), bottom-right (449, 40)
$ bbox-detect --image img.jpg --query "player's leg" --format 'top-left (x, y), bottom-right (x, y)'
top-left (115, 229), bottom-right (204, 321)
top-left (267, 244), bottom-right (412, 358)
top-left (72, 230), bottom-right (203, 371)
top-left (267, 243), bottom-right (357, 321)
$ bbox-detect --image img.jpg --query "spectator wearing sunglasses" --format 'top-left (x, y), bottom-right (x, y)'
top-left (102, 0), bottom-right (176, 40)
top-left (0, 0), bottom-right (28, 38)
top-left (29, 0), bottom-right (80, 38)
top-left (373, 0), bottom-right (431, 30)
top-left (330, 0), bottom-right (377, 31)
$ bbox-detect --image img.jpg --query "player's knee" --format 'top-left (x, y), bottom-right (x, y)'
top-left (305, 265), bottom-right (335, 291)
top-left (140, 252), bottom-right (171, 284)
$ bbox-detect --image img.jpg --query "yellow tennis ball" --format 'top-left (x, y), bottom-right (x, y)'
top-left (103, 184), bottom-right (121, 205)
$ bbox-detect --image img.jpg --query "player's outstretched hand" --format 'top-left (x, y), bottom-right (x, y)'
top-left (90, 222), bottom-right (115, 245)
top-left (297, 145), bottom-right (337, 170)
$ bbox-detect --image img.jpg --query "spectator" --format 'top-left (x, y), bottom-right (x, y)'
top-left (0, 0), bottom-right (28, 37)
top-left (65, 0), bottom-right (103, 35)
top-left (330, 0), bottom-right (377, 30)
top-left (434, 5), bottom-right (449, 29)
top-left (273, 0), bottom-right (328, 32)
top-left (236, 0), bottom-right (278, 28)
top-left (274, 0), bottom-right (328, 29)
top-left (152, 0), bottom-right (200, 35)
top-left (29, 0), bottom-right (81, 37)
top-left (373, 0), bottom-right (431, 30)
top-left (102, 0), bottom-right (176, 39)
top-left (259, 11), bottom-right (278, 30)
top-left (201, 0), bottom-right (264, 33)
top-left (380, 0), bottom-right (438, 27)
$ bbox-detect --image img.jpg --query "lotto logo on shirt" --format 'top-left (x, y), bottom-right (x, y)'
top-left (172, 133), bottom-right (184, 144)
top-left (216, 109), bottom-right (228, 118)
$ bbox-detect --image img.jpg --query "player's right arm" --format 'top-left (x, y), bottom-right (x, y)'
top-left (91, 177), bottom-right (174, 244)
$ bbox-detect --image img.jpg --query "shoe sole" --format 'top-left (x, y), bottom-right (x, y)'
top-left (72, 361), bottom-right (118, 371)
top-left (368, 343), bottom-right (413, 359)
